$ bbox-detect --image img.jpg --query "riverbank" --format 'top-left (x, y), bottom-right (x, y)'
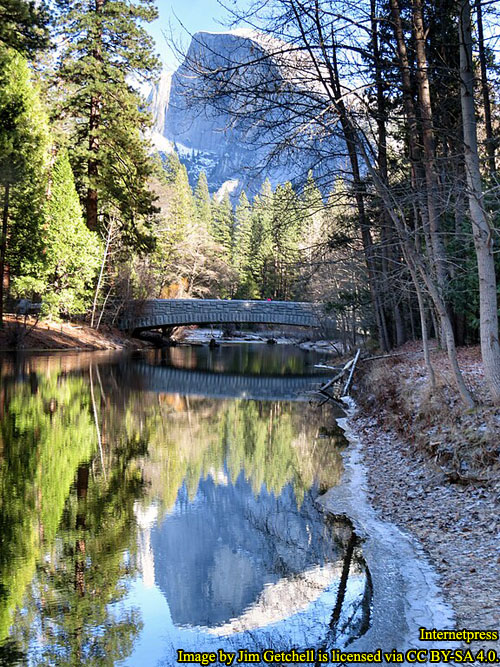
top-left (349, 342), bottom-right (499, 648)
top-left (0, 315), bottom-right (149, 351)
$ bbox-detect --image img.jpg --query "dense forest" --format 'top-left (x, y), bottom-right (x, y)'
top-left (0, 0), bottom-right (499, 403)
top-left (0, 0), bottom-right (352, 321)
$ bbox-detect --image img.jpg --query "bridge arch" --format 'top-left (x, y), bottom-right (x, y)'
top-left (119, 299), bottom-right (331, 332)
top-left (123, 363), bottom-right (329, 401)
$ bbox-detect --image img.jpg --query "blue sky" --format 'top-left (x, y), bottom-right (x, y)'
top-left (148, 0), bottom-right (244, 70)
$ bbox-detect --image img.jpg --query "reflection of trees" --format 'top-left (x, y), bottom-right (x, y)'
top-left (12, 437), bottom-right (145, 666)
top-left (0, 360), bottom-right (145, 663)
top-left (0, 354), bottom-right (351, 662)
top-left (0, 369), bottom-right (96, 641)
top-left (314, 521), bottom-right (372, 665)
top-left (124, 396), bottom-right (345, 513)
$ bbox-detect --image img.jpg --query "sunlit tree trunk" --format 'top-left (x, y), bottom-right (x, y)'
top-left (412, 0), bottom-right (448, 295)
top-left (475, 0), bottom-right (496, 177)
top-left (459, 0), bottom-right (500, 404)
top-left (86, 0), bottom-right (104, 231)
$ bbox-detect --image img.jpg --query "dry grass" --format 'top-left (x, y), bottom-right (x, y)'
top-left (356, 342), bottom-right (500, 485)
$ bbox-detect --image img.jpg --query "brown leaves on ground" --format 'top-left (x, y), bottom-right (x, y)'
top-left (0, 315), bottom-right (147, 351)
top-left (356, 342), bottom-right (500, 484)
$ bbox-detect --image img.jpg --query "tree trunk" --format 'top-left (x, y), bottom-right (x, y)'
top-left (412, 0), bottom-right (448, 294)
top-left (87, 91), bottom-right (100, 231)
top-left (390, 0), bottom-right (448, 346)
top-left (331, 35), bottom-right (390, 352)
top-left (340, 115), bottom-right (391, 352)
top-left (91, 217), bottom-right (113, 328)
top-left (353, 134), bottom-right (475, 407)
top-left (86, 0), bottom-right (104, 231)
top-left (372, 0), bottom-right (404, 348)
top-left (292, 1), bottom-right (390, 352)
top-left (75, 463), bottom-right (89, 596)
top-left (394, 301), bottom-right (406, 347)
top-left (0, 182), bottom-right (10, 328)
top-left (459, 0), bottom-right (500, 403)
top-left (475, 0), bottom-right (496, 176)
top-left (408, 260), bottom-right (436, 389)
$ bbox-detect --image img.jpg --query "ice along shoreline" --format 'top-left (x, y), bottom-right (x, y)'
top-left (317, 401), bottom-right (456, 661)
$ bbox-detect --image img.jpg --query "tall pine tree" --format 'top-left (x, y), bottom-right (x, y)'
top-left (248, 179), bottom-right (273, 298)
top-left (211, 193), bottom-right (233, 259)
top-left (0, 47), bottom-right (50, 325)
top-left (233, 190), bottom-right (253, 296)
top-left (54, 0), bottom-right (160, 241)
top-left (0, 0), bottom-right (50, 55)
top-left (194, 171), bottom-right (212, 234)
top-left (41, 149), bottom-right (101, 316)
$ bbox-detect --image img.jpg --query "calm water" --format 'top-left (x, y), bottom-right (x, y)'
top-left (0, 345), bottom-right (371, 666)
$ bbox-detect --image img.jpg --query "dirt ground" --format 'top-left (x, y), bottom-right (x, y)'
top-left (0, 315), bottom-right (149, 351)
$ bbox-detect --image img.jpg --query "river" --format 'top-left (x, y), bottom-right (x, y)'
top-left (0, 345), bottom-right (372, 665)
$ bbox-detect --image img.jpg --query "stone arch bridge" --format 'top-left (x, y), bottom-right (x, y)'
top-left (119, 299), bottom-right (333, 333)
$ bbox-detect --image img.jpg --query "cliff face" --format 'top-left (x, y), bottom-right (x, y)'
top-left (149, 30), bottom-right (335, 198)
top-left (149, 69), bottom-right (173, 136)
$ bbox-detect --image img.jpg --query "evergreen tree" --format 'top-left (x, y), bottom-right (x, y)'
top-left (41, 149), bottom-right (101, 316)
top-left (211, 192), bottom-right (233, 258)
top-left (142, 155), bottom-right (197, 298)
top-left (194, 171), bottom-right (212, 233)
top-left (233, 190), bottom-right (253, 296)
top-left (0, 47), bottom-right (50, 325)
top-left (248, 179), bottom-right (273, 298)
top-left (301, 171), bottom-right (324, 251)
top-left (271, 181), bottom-right (302, 299)
top-left (164, 153), bottom-right (196, 239)
top-left (54, 0), bottom-right (160, 240)
top-left (0, 0), bottom-right (50, 56)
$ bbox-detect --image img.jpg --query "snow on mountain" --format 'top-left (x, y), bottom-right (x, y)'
top-left (148, 30), bottom-right (338, 198)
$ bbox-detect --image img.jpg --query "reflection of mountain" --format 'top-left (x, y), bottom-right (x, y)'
top-left (0, 351), bottom-right (371, 664)
top-left (150, 472), bottom-right (342, 629)
top-left (119, 362), bottom-right (328, 401)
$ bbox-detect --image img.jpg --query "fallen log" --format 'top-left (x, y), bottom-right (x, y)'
top-left (342, 349), bottom-right (360, 396)
top-left (316, 350), bottom-right (360, 403)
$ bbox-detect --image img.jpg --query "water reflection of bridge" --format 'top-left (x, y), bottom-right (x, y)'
top-left (125, 362), bottom-right (330, 401)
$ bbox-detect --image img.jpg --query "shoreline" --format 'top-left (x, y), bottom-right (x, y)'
top-left (346, 344), bottom-right (499, 650)
top-left (319, 404), bottom-right (455, 654)
top-left (0, 318), bottom-right (343, 355)
top-left (349, 411), bottom-right (499, 647)
top-left (0, 315), bottom-right (150, 352)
